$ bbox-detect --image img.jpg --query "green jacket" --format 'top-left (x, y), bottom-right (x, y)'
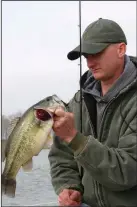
top-left (48, 56), bottom-right (137, 207)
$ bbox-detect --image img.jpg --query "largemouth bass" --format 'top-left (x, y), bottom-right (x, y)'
top-left (2, 94), bottom-right (66, 198)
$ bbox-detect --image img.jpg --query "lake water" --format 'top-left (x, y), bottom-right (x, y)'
top-left (2, 150), bottom-right (58, 206)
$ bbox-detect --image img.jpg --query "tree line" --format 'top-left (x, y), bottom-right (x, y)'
top-left (2, 112), bottom-right (22, 140)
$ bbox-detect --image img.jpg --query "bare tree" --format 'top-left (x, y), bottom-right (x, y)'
top-left (2, 111), bottom-right (22, 140)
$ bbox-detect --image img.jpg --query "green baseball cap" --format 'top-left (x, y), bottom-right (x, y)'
top-left (67, 18), bottom-right (127, 60)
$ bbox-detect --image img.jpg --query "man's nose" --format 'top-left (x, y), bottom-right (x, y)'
top-left (86, 56), bottom-right (96, 68)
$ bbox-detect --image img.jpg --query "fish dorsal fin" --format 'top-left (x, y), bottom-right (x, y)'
top-left (1, 140), bottom-right (8, 162)
top-left (2, 117), bottom-right (21, 162)
top-left (7, 117), bottom-right (21, 138)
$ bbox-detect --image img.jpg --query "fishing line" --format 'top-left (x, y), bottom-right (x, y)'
top-left (79, 1), bottom-right (83, 133)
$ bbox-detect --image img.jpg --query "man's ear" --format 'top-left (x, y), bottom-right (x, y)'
top-left (117, 43), bottom-right (126, 58)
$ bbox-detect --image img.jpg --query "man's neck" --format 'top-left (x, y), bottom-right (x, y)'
top-left (101, 81), bottom-right (116, 96)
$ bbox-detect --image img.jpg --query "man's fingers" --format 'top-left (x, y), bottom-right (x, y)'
top-left (58, 197), bottom-right (81, 207)
top-left (70, 191), bottom-right (81, 202)
top-left (53, 116), bottom-right (61, 121)
top-left (53, 117), bottom-right (64, 129)
top-left (58, 189), bottom-right (70, 204)
top-left (59, 201), bottom-right (81, 206)
top-left (58, 189), bottom-right (81, 206)
top-left (54, 107), bottom-right (65, 117)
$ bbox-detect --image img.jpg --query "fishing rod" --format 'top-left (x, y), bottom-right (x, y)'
top-left (78, 1), bottom-right (83, 133)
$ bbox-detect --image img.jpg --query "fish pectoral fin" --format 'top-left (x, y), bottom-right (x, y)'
top-left (34, 132), bottom-right (53, 155)
top-left (22, 158), bottom-right (33, 172)
top-left (43, 130), bottom-right (54, 149)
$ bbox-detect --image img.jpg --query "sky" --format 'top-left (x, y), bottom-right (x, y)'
top-left (2, 1), bottom-right (136, 116)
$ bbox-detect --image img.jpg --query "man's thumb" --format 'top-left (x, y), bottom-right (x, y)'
top-left (70, 191), bottom-right (81, 201)
top-left (54, 107), bottom-right (65, 117)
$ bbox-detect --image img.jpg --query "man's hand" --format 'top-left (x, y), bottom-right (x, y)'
top-left (53, 107), bottom-right (77, 143)
top-left (58, 189), bottom-right (82, 206)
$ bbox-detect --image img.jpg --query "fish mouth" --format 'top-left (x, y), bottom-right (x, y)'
top-left (34, 107), bottom-right (53, 121)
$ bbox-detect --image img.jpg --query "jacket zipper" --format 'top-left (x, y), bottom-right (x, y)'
top-left (96, 97), bottom-right (116, 207)
top-left (83, 99), bottom-right (103, 207)
top-left (83, 97), bottom-right (116, 207)
top-left (83, 99), bottom-right (96, 137)
top-left (98, 97), bottom-right (116, 140)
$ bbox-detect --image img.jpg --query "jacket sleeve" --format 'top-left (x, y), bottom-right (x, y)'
top-left (68, 109), bottom-right (137, 192)
top-left (48, 136), bottom-right (84, 195)
top-left (48, 92), bottom-right (84, 195)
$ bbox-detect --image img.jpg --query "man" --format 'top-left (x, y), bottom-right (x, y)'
top-left (48, 18), bottom-right (137, 207)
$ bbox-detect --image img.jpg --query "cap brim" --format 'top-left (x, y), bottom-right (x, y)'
top-left (67, 42), bottom-right (110, 60)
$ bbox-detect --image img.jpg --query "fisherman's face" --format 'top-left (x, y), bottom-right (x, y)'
top-left (84, 43), bottom-right (126, 82)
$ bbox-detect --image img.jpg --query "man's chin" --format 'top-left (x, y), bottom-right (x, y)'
top-left (93, 74), bottom-right (104, 81)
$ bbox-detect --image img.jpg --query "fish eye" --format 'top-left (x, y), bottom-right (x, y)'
top-left (46, 97), bottom-right (50, 101)
top-left (35, 109), bottom-right (52, 121)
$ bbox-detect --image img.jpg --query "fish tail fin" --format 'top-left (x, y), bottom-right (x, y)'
top-left (1, 174), bottom-right (16, 198)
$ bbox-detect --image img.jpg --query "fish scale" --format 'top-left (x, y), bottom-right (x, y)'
top-left (3, 115), bottom-right (36, 176)
top-left (5, 118), bottom-right (53, 178)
